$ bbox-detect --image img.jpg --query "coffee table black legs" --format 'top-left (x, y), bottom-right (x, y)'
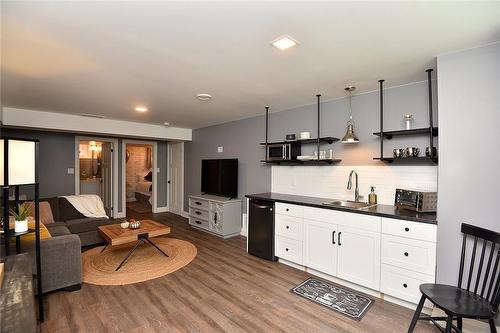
top-left (144, 238), bottom-right (169, 258)
top-left (113, 238), bottom-right (169, 271)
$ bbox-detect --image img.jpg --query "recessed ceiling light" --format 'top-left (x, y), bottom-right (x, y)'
top-left (135, 106), bottom-right (148, 112)
top-left (163, 122), bottom-right (170, 127)
top-left (196, 93), bottom-right (212, 101)
top-left (271, 35), bottom-right (298, 50)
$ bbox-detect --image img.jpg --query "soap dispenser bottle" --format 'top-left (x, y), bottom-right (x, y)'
top-left (368, 186), bottom-right (377, 205)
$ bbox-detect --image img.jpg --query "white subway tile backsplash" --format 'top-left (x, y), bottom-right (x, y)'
top-left (271, 165), bottom-right (437, 205)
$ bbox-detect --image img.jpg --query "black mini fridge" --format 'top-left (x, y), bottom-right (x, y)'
top-left (248, 199), bottom-right (277, 261)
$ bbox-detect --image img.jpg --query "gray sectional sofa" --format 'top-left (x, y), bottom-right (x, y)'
top-left (18, 197), bottom-right (118, 293)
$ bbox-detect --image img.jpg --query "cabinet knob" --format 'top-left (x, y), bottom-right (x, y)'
top-left (286, 208), bottom-right (289, 212)
top-left (285, 248), bottom-right (289, 252)
top-left (404, 252), bottom-right (409, 257)
top-left (195, 211), bottom-right (202, 215)
top-left (195, 202), bottom-right (202, 205)
top-left (286, 226), bottom-right (289, 229)
top-left (405, 227), bottom-right (410, 232)
top-left (403, 283), bottom-right (408, 288)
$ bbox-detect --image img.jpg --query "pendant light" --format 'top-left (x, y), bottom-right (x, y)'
top-left (341, 86), bottom-right (359, 143)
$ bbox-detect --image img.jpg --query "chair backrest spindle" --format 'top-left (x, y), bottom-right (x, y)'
top-left (459, 223), bottom-right (500, 309)
top-left (466, 236), bottom-right (478, 291)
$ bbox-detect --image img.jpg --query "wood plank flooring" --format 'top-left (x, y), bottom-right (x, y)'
top-left (40, 211), bottom-right (436, 333)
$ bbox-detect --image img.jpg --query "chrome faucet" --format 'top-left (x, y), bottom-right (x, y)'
top-left (347, 170), bottom-right (360, 202)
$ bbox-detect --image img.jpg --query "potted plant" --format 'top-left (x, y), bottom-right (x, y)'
top-left (9, 203), bottom-right (31, 233)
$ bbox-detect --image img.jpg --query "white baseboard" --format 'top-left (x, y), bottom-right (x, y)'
top-left (114, 212), bottom-right (126, 219)
top-left (154, 206), bottom-right (168, 213)
top-left (240, 213), bottom-right (248, 236)
top-left (181, 210), bottom-right (190, 218)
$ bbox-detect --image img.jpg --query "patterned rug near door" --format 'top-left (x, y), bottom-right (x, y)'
top-left (82, 237), bottom-right (197, 285)
top-left (291, 278), bottom-right (374, 321)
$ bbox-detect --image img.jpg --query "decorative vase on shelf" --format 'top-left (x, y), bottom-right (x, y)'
top-left (404, 114), bottom-right (414, 130)
top-left (15, 219), bottom-right (28, 233)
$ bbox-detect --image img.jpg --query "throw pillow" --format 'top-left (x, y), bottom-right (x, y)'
top-left (24, 201), bottom-right (55, 224)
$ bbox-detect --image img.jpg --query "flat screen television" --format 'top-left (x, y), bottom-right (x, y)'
top-left (201, 158), bottom-right (238, 198)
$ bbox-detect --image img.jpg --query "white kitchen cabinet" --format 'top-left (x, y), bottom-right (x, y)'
top-left (337, 225), bottom-right (381, 290)
top-left (303, 219), bottom-right (338, 277)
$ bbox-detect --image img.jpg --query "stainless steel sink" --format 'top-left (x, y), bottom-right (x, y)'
top-left (321, 200), bottom-right (376, 210)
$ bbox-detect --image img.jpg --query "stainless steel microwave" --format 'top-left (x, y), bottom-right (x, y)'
top-left (266, 143), bottom-right (301, 161)
top-left (395, 189), bottom-right (437, 212)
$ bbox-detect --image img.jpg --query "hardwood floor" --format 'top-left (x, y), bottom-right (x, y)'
top-left (41, 211), bottom-right (436, 333)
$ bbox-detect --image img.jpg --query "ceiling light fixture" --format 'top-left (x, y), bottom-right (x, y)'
top-left (271, 35), bottom-right (298, 50)
top-left (135, 106), bottom-right (148, 112)
top-left (341, 86), bottom-right (359, 144)
top-left (196, 93), bottom-right (212, 101)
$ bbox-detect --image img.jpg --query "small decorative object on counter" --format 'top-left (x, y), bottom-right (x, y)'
top-left (285, 134), bottom-right (296, 141)
top-left (404, 114), bottom-right (413, 130)
top-left (120, 221), bottom-right (130, 229)
top-left (368, 186), bottom-right (378, 205)
top-left (426, 146), bottom-right (437, 157)
top-left (129, 220), bottom-right (141, 229)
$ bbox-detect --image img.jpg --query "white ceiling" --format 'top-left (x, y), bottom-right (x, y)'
top-left (2, 1), bottom-right (500, 129)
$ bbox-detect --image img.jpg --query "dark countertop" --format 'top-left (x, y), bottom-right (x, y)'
top-left (245, 192), bottom-right (437, 224)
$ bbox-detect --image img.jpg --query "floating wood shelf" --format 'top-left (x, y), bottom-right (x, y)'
top-left (260, 136), bottom-right (339, 145)
top-left (373, 156), bottom-right (438, 164)
top-left (373, 127), bottom-right (438, 140)
top-left (261, 159), bottom-right (342, 165)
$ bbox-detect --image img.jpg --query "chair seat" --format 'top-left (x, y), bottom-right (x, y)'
top-left (420, 283), bottom-right (496, 319)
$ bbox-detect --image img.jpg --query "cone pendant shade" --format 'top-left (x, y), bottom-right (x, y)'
top-left (341, 86), bottom-right (359, 144)
top-left (342, 122), bottom-right (359, 143)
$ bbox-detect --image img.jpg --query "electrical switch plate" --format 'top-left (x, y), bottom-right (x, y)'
top-left (217, 146), bottom-right (223, 153)
top-left (67, 168), bottom-right (75, 175)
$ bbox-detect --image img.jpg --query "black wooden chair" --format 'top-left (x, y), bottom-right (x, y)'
top-left (408, 223), bottom-right (500, 333)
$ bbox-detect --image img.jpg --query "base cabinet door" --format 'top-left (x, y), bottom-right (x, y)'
top-left (337, 225), bottom-right (381, 290)
top-left (303, 219), bottom-right (338, 277)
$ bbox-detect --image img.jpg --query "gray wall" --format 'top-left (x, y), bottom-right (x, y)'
top-left (436, 42), bottom-right (500, 285)
top-left (2, 129), bottom-right (76, 198)
top-left (157, 141), bottom-right (168, 207)
top-left (185, 80), bottom-right (437, 211)
top-left (2, 128), bottom-right (170, 213)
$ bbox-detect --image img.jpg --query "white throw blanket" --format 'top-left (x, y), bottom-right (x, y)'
top-left (61, 195), bottom-right (109, 219)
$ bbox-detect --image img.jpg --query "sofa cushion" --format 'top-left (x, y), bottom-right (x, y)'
top-left (58, 197), bottom-right (85, 221)
top-left (46, 223), bottom-right (72, 237)
top-left (65, 218), bottom-right (113, 234)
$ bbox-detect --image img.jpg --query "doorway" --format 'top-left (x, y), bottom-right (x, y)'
top-left (121, 140), bottom-right (158, 215)
top-left (125, 143), bottom-right (153, 214)
top-left (75, 137), bottom-right (119, 218)
top-left (168, 142), bottom-right (184, 216)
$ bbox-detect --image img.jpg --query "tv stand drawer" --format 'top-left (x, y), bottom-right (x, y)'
top-left (189, 207), bottom-right (209, 221)
top-left (189, 217), bottom-right (209, 230)
top-left (189, 198), bottom-right (209, 211)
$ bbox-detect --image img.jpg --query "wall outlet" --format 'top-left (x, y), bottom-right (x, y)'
top-left (157, 167), bottom-right (160, 172)
top-left (67, 168), bottom-right (75, 175)
top-left (217, 146), bottom-right (223, 153)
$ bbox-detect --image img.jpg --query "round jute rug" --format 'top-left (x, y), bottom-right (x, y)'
top-left (82, 237), bottom-right (197, 285)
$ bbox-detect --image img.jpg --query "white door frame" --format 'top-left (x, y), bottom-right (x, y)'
top-left (167, 141), bottom-right (185, 216)
top-left (122, 140), bottom-right (159, 214)
top-left (74, 136), bottom-right (119, 218)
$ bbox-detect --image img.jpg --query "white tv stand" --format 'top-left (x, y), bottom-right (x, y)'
top-left (188, 194), bottom-right (242, 239)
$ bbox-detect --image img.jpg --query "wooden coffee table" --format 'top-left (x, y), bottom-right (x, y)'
top-left (98, 220), bottom-right (171, 271)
